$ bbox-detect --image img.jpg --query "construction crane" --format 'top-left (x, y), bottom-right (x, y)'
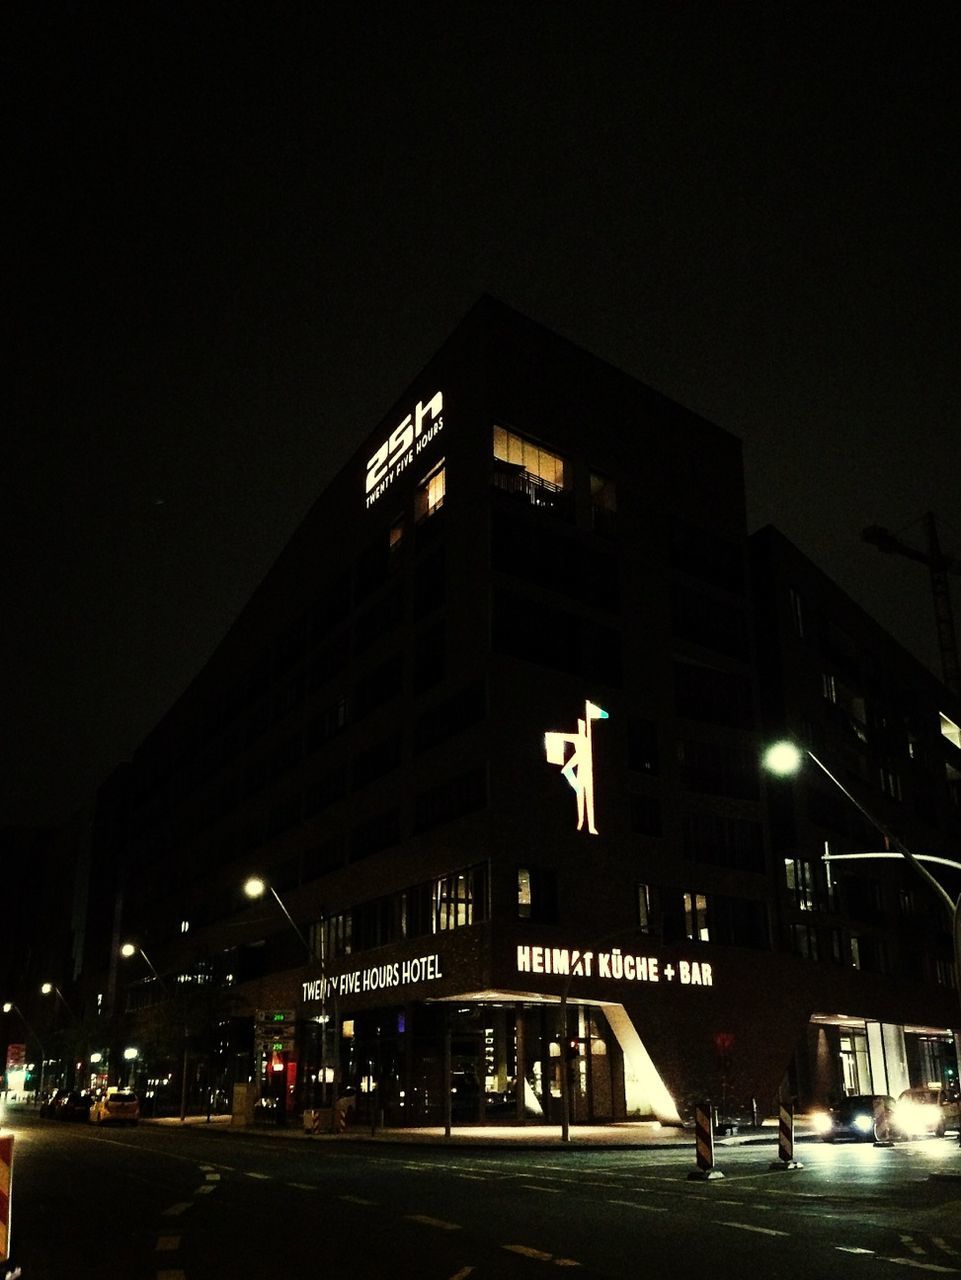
top-left (863, 512), bottom-right (961, 697)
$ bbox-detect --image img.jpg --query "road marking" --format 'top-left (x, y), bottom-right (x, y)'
top-left (714, 1221), bottom-right (790, 1237)
top-left (837, 1247), bottom-right (875, 1255)
top-left (448, 1270), bottom-right (474, 1279)
top-left (204, 1172), bottom-right (221, 1182)
top-left (934, 1240), bottom-right (960, 1257)
top-left (405, 1214), bottom-right (462, 1231)
top-left (524, 1185), bottom-right (563, 1194)
top-left (161, 1203), bottom-right (192, 1217)
top-left (155, 1236), bottom-right (181, 1251)
top-left (244, 1171), bottom-right (271, 1180)
top-left (903, 1236), bottom-right (928, 1256)
top-left (457, 1174), bottom-right (488, 1181)
top-left (878, 1261), bottom-right (959, 1273)
top-left (606, 1199), bottom-right (668, 1212)
top-left (195, 1184), bottom-right (216, 1195)
top-left (288, 1182), bottom-right (318, 1190)
top-left (503, 1245), bottom-right (582, 1267)
top-left (340, 1194), bottom-right (378, 1206)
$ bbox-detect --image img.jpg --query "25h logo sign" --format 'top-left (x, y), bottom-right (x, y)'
top-left (365, 391), bottom-right (444, 508)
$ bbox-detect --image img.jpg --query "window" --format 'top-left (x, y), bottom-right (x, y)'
top-left (784, 858), bottom-right (816, 911)
top-left (790, 923), bottom-right (819, 960)
top-left (637, 883), bottom-right (652, 933)
top-left (789, 588), bottom-right (805, 638)
top-left (683, 892), bottom-right (709, 941)
top-left (517, 866), bottom-right (558, 922)
top-left (434, 870), bottom-right (476, 931)
top-left (849, 936), bottom-right (861, 970)
top-left (590, 472), bottom-right (617, 536)
top-left (415, 460), bottom-right (446, 521)
top-left (627, 718), bottom-right (658, 774)
top-left (493, 426), bottom-right (568, 488)
top-left (630, 795), bottom-right (662, 836)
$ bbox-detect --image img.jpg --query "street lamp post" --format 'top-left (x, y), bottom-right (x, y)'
top-left (763, 740), bottom-right (961, 1129)
top-left (2, 1001), bottom-right (47, 1102)
top-left (120, 942), bottom-right (189, 1121)
top-left (243, 877), bottom-right (338, 1124)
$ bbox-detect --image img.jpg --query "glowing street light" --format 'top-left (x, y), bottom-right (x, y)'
top-left (120, 942), bottom-right (169, 993)
top-left (763, 737), bottom-right (961, 1123)
top-left (243, 876), bottom-right (312, 957)
top-left (40, 982), bottom-right (79, 1023)
top-left (243, 876), bottom-right (338, 1118)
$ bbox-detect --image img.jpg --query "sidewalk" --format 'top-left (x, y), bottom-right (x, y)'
top-left (146, 1112), bottom-right (820, 1150)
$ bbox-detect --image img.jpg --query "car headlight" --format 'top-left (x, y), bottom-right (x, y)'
top-left (811, 1111), bottom-right (833, 1133)
top-left (853, 1113), bottom-right (874, 1133)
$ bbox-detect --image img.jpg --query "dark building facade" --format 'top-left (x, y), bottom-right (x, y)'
top-left (74, 300), bottom-right (958, 1126)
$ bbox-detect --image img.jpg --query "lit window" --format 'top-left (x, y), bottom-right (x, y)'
top-left (415, 460), bottom-right (446, 521)
top-left (180, 920), bottom-right (190, 934)
top-left (683, 892), bottom-right (709, 941)
top-left (493, 426), bottom-right (567, 488)
top-left (517, 868), bottom-right (532, 919)
top-left (434, 871), bottom-right (473, 931)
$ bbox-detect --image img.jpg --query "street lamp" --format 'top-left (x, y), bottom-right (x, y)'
top-left (119, 942), bottom-right (188, 1121)
top-left (763, 739), bottom-right (961, 1118)
top-left (243, 876), bottom-right (313, 956)
top-left (243, 875), bottom-right (337, 1120)
top-left (40, 982), bottom-right (79, 1022)
top-left (2, 1000), bottom-right (47, 1102)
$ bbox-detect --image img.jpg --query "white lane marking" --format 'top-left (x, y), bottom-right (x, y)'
top-left (714, 1220), bottom-right (790, 1237)
top-left (155, 1236), bottom-right (181, 1251)
top-left (878, 1261), bottom-right (959, 1273)
top-left (204, 1172), bottom-right (221, 1182)
top-left (449, 1270), bottom-right (474, 1279)
top-left (405, 1214), bottom-right (463, 1231)
top-left (606, 1199), bottom-right (668, 1212)
top-left (244, 1171), bottom-right (271, 1180)
top-left (902, 1236), bottom-right (928, 1256)
top-left (837, 1247), bottom-right (875, 1255)
top-left (934, 1240), bottom-right (961, 1257)
top-left (524, 1185), bottom-right (563, 1194)
top-left (195, 1184), bottom-right (216, 1195)
top-left (457, 1174), bottom-right (488, 1181)
top-left (161, 1203), bottom-right (192, 1217)
top-left (340, 1194), bottom-right (378, 1206)
top-left (288, 1182), bottom-right (318, 1190)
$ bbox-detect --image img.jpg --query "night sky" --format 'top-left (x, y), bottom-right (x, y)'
top-left (7, 4), bottom-right (960, 827)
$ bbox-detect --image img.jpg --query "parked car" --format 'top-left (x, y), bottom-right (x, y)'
top-left (813, 1094), bottom-right (900, 1142)
top-left (90, 1088), bottom-right (140, 1125)
top-left (42, 1089), bottom-right (93, 1121)
top-left (896, 1087), bottom-right (957, 1138)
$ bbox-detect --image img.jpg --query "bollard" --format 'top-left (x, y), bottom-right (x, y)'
top-left (873, 1097), bottom-right (894, 1147)
top-left (687, 1100), bottom-right (724, 1180)
top-left (769, 1098), bottom-right (803, 1170)
top-left (0, 1134), bottom-right (13, 1267)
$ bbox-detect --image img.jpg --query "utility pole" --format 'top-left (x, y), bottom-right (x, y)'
top-left (863, 512), bottom-right (961, 696)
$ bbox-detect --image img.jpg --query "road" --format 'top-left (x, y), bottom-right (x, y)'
top-left (2, 1109), bottom-right (960, 1279)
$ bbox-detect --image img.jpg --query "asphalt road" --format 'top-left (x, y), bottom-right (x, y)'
top-left (2, 1110), bottom-right (960, 1279)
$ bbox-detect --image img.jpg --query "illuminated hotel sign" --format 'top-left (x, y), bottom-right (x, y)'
top-left (545, 699), bottom-right (608, 834)
top-left (302, 953), bottom-right (443, 1003)
top-left (516, 945), bottom-right (713, 987)
top-left (365, 390), bottom-right (444, 509)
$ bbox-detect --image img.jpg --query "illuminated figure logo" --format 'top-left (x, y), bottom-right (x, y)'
top-left (545, 700), bottom-right (609, 834)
